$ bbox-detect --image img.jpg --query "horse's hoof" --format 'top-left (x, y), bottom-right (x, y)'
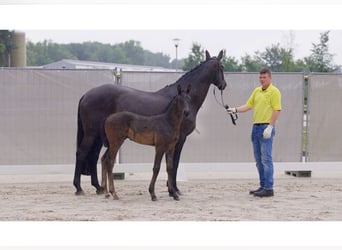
top-left (169, 190), bottom-right (182, 197)
top-left (173, 195), bottom-right (180, 201)
top-left (96, 187), bottom-right (105, 195)
top-left (151, 196), bottom-right (157, 201)
top-left (169, 191), bottom-right (180, 201)
top-left (75, 190), bottom-right (85, 196)
top-left (105, 193), bottom-right (111, 198)
top-left (113, 195), bottom-right (119, 200)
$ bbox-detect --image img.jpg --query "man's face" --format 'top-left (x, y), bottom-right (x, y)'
top-left (259, 73), bottom-right (272, 89)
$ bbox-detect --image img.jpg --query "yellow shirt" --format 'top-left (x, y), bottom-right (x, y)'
top-left (246, 84), bottom-right (282, 124)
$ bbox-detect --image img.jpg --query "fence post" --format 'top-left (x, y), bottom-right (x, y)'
top-left (303, 73), bottom-right (310, 162)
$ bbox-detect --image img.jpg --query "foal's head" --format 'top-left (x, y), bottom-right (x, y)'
top-left (175, 84), bottom-right (191, 118)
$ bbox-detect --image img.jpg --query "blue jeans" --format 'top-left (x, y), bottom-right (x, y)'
top-left (251, 124), bottom-right (275, 190)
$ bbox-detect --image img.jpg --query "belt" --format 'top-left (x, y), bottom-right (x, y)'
top-left (254, 123), bottom-right (269, 126)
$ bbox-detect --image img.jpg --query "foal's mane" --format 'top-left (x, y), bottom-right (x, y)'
top-left (164, 93), bottom-right (178, 111)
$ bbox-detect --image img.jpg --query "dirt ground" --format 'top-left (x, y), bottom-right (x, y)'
top-left (1, 169), bottom-right (342, 221)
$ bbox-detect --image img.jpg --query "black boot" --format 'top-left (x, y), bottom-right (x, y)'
top-left (254, 189), bottom-right (274, 197)
top-left (249, 187), bottom-right (263, 195)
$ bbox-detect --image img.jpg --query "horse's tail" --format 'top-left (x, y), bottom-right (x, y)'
top-left (100, 117), bottom-right (109, 148)
top-left (76, 96), bottom-right (84, 151)
top-left (76, 96), bottom-right (91, 175)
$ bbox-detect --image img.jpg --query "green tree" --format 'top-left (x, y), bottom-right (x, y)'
top-left (117, 40), bottom-right (145, 65)
top-left (145, 51), bottom-right (171, 68)
top-left (304, 31), bottom-right (337, 72)
top-left (240, 43), bottom-right (308, 72)
top-left (182, 42), bottom-right (204, 71)
top-left (221, 49), bottom-right (243, 72)
top-left (27, 40), bottom-right (76, 65)
top-left (26, 40), bottom-right (48, 65)
top-left (253, 43), bottom-right (297, 72)
top-left (0, 30), bottom-right (16, 66)
top-left (26, 39), bottom-right (172, 67)
top-left (240, 54), bottom-right (264, 72)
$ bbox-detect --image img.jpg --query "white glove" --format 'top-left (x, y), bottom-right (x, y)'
top-left (263, 125), bottom-right (273, 139)
top-left (226, 107), bottom-right (237, 114)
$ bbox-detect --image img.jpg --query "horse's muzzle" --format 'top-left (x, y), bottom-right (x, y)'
top-left (219, 80), bottom-right (227, 90)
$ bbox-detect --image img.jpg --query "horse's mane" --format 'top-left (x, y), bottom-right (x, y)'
top-left (161, 57), bottom-right (219, 92)
top-left (176, 57), bottom-right (219, 83)
top-left (175, 60), bottom-right (207, 83)
top-left (156, 57), bottom-right (221, 97)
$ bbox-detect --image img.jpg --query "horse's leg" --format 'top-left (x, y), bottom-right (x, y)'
top-left (73, 135), bottom-right (96, 195)
top-left (171, 136), bottom-right (187, 196)
top-left (89, 137), bottom-right (105, 194)
top-left (166, 149), bottom-right (179, 201)
top-left (100, 149), bottom-right (109, 197)
top-left (148, 148), bottom-right (164, 201)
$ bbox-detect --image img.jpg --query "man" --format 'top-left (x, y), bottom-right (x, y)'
top-left (227, 68), bottom-right (281, 197)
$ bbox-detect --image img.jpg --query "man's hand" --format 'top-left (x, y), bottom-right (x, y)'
top-left (226, 107), bottom-right (237, 114)
top-left (263, 125), bottom-right (273, 139)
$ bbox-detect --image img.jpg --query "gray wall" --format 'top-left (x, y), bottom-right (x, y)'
top-left (0, 69), bottom-right (114, 164)
top-left (307, 74), bottom-right (342, 161)
top-left (0, 69), bottom-right (337, 165)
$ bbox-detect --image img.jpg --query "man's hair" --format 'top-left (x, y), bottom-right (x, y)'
top-left (259, 68), bottom-right (272, 76)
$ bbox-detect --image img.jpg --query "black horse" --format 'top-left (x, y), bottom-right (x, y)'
top-left (73, 50), bottom-right (227, 195)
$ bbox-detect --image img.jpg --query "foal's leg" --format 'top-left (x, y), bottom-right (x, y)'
top-left (166, 149), bottom-right (179, 201)
top-left (107, 146), bottom-right (120, 200)
top-left (148, 148), bottom-right (164, 201)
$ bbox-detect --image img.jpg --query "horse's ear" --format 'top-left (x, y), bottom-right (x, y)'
top-left (177, 85), bottom-right (182, 95)
top-left (186, 84), bottom-right (191, 94)
top-left (217, 50), bottom-right (224, 61)
top-left (205, 50), bottom-right (211, 61)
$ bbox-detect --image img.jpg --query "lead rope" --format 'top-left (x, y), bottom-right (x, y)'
top-left (213, 88), bottom-right (238, 126)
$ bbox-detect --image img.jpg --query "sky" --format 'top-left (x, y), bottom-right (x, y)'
top-left (2, 3), bottom-right (342, 66)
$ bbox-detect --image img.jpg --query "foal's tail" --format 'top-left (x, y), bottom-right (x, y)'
top-left (100, 118), bottom-right (109, 148)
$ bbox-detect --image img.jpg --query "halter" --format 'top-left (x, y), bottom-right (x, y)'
top-left (213, 88), bottom-right (238, 126)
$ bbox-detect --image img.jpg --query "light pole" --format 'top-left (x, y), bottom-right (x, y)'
top-left (173, 38), bottom-right (180, 71)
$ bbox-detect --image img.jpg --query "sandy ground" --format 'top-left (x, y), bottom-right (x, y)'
top-left (1, 162), bottom-right (342, 221)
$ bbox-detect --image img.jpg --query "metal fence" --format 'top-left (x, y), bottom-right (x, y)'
top-left (0, 69), bottom-right (340, 165)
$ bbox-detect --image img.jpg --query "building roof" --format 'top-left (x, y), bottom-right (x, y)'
top-left (42, 59), bottom-right (176, 72)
